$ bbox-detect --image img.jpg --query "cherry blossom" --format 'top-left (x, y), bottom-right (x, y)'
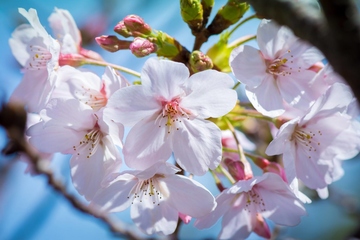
top-left (48, 8), bottom-right (103, 61)
top-left (9, 8), bottom-right (60, 112)
top-left (90, 162), bottom-right (216, 235)
top-left (106, 58), bottom-right (237, 175)
top-left (52, 65), bottom-right (128, 111)
top-left (27, 98), bottom-right (123, 200)
top-left (266, 83), bottom-right (360, 190)
top-left (230, 19), bottom-right (323, 117)
top-left (194, 173), bottom-right (306, 239)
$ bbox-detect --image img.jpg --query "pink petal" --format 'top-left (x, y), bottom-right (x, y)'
top-left (131, 197), bottom-right (178, 235)
top-left (164, 174), bottom-right (216, 218)
top-left (230, 45), bottom-right (267, 88)
top-left (172, 119), bottom-right (222, 175)
top-left (141, 58), bottom-right (188, 100)
top-left (181, 70), bottom-right (237, 118)
top-left (70, 145), bottom-right (121, 201)
top-left (106, 85), bottom-right (160, 126)
top-left (90, 173), bottom-right (136, 212)
top-left (256, 173), bottom-right (306, 226)
top-left (9, 24), bottom-right (37, 66)
top-left (123, 114), bottom-right (172, 170)
top-left (245, 76), bottom-right (285, 117)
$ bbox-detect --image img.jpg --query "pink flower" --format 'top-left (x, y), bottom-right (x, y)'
top-left (194, 173), bottom-right (306, 239)
top-left (27, 99), bottom-right (123, 200)
top-left (130, 37), bottom-right (157, 57)
top-left (106, 58), bottom-right (237, 175)
top-left (230, 19), bottom-right (323, 117)
top-left (90, 162), bottom-right (216, 235)
top-left (9, 8), bottom-right (60, 112)
top-left (49, 8), bottom-right (103, 61)
top-left (52, 65), bottom-right (128, 112)
top-left (266, 83), bottom-right (360, 190)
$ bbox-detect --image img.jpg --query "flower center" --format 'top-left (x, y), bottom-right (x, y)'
top-left (293, 127), bottom-right (323, 159)
top-left (244, 188), bottom-right (266, 213)
top-left (75, 84), bottom-right (108, 111)
top-left (267, 58), bottom-right (288, 76)
top-left (27, 45), bottom-right (53, 70)
top-left (156, 98), bottom-right (191, 134)
top-left (72, 128), bottom-right (102, 158)
top-left (128, 175), bottom-right (167, 206)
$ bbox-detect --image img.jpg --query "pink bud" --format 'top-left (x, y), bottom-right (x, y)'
top-left (263, 162), bottom-right (288, 183)
top-left (95, 35), bottom-right (131, 52)
top-left (224, 158), bottom-right (246, 181)
top-left (114, 21), bottom-right (132, 38)
top-left (130, 37), bottom-right (157, 57)
top-left (179, 212), bottom-right (192, 224)
top-left (189, 51), bottom-right (213, 72)
top-left (123, 15), bottom-right (152, 36)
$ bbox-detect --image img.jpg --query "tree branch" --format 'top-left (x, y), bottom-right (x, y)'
top-left (245, 0), bottom-right (360, 102)
top-left (0, 102), bottom-right (142, 240)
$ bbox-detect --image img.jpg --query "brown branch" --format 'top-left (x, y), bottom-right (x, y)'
top-left (0, 102), bottom-right (142, 240)
top-left (244, 0), bottom-right (360, 102)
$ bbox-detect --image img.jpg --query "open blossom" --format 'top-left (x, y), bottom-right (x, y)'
top-left (106, 58), bottom-right (237, 175)
top-left (49, 8), bottom-right (103, 62)
top-left (52, 65), bottom-right (128, 111)
top-left (266, 83), bottom-right (360, 191)
top-left (230, 19), bottom-right (323, 117)
top-left (195, 173), bottom-right (306, 239)
top-left (9, 8), bottom-right (60, 112)
top-left (90, 162), bottom-right (216, 235)
top-left (27, 98), bottom-right (123, 200)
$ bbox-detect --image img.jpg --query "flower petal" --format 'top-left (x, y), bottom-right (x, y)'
top-left (131, 198), bottom-right (178, 235)
top-left (256, 173), bottom-right (306, 226)
top-left (141, 58), bottom-right (189, 100)
top-left (245, 77), bottom-right (285, 117)
top-left (90, 173), bottom-right (136, 212)
top-left (106, 85), bottom-right (160, 126)
top-left (9, 24), bottom-right (37, 66)
top-left (172, 119), bottom-right (222, 175)
top-left (164, 174), bottom-right (216, 217)
top-left (230, 45), bottom-right (267, 88)
top-left (70, 144), bottom-right (121, 201)
top-left (181, 70), bottom-right (237, 118)
top-left (123, 114), bottom-right (172, 170)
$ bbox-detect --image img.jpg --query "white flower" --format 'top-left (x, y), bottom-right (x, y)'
top-left (195, 173), bottom-right (306, 239)
top-left (9, 8), bottom-right (60, 112)
top-left (106, 58), bottom-right (237, 175)
top-left (27, 98), bottom-right (123, 200)
top-left (90, 162), bottom-right (216, 236)
top-left (230, 19), bottom-right (323, 117)
top-left (266, 83), bottom-right (360, 190)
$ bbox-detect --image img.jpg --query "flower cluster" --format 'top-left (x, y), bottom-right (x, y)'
top-left (7, 5), bottom-right (360, 240)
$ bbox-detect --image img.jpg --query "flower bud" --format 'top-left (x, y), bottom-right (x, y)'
top-left (123, 15), bottom-right (152, 37)
top-left (208, 1), bottom-right (249, 34)
top-left (263, 162), bottom-right (287, 183)
top-left (130, 37), bottom-right (157, 57)
top-left (180, 0), bottom-right (203, 33)
top-left (95, 35), bottom-right (131, 52)
top-left (114, 21), bottom-right (132, 38)
top-left (189, 50), bottom-right (213, 72)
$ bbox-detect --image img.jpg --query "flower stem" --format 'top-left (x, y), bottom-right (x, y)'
top-left (224, 117), bottom-right (253, 177)
top-left (218, 164), bottom-right (236, 185)
top-left (83, 59), bottom-right (141, 78)
top-left (228, 14), bottom-right (257, 37)
top-left (210, 170), bottom-right (226, 192)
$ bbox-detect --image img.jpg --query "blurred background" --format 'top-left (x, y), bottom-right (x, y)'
top-left (0, 0), bottom-right (360, 239)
